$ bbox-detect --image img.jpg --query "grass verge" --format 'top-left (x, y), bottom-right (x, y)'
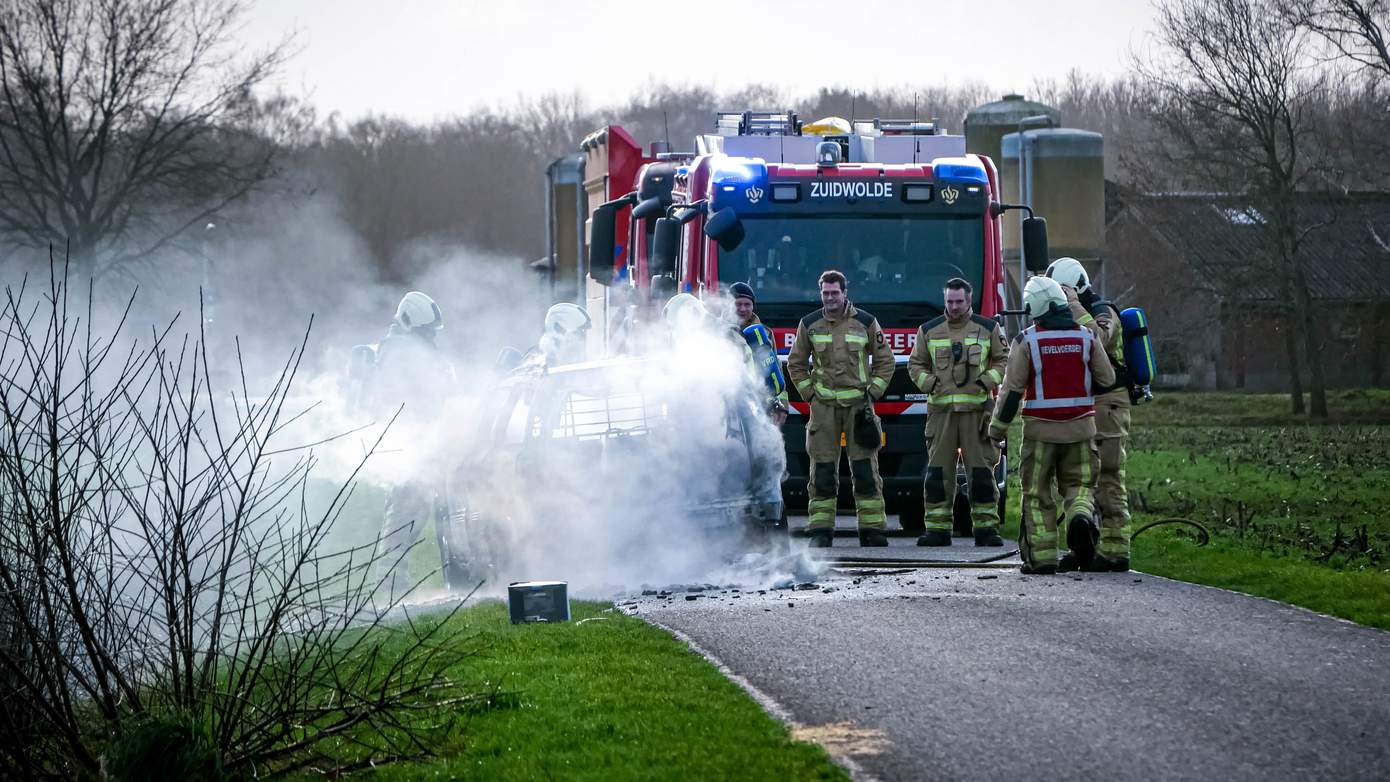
top-left (348, 600), bottom-right (847, 781)
top-left (1124, 390), bottom-right (1389, 629)
top-left (1134, 525), bottom-right (1390, 630)
top-left (995, 389), bottom-right (1390, 630)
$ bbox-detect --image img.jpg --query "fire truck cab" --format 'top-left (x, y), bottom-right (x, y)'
top-left (552, 111), bottom-right (1050, 534)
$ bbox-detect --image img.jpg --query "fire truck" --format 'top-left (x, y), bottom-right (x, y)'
top-left (545, 111), bottom-right (1050, 534)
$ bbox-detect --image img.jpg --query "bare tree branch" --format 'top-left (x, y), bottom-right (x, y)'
top-left (0, 0), bottom-right (290, 281)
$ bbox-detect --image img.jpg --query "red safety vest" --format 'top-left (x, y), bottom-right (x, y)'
top-left (1021, 326), bottom-right (1095, 421)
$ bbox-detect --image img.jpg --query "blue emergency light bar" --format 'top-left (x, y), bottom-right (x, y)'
top-left (711, 157), bottom-right (768, 185)
top-left (931, 157), bottom-right (989, 185)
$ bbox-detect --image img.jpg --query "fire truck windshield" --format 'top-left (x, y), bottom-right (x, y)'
top-left (718, 215), bottom-right (984, 305)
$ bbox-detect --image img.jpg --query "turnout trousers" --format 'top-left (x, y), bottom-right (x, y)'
top-left (924, 409), bottom-right (1001, 533)
top-left (379, 481), bottom-right (437, 598)
top-left (1096, 399), bottom-right (1132, 560)
top-left (805, 400), bottom-right (887, 532)
top-left (1018, 439), bottom-right (1100, 569)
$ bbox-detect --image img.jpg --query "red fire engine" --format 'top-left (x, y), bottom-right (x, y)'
top-left (546, 111), bottom-right (1049, 533)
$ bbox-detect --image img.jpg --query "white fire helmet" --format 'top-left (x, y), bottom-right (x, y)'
top-left (540, 303), bottom-right (590, 366)
top-left (662, 293), bottom-right (706, 329)
top-left (544, 302), bottom-right (591, 337)
top-left (1045, 257), bottom-right (1090, 294)
top-left (1023, 275), bottom-right (1068, 320)
top-left (395, 291), bottom-right (443, 332)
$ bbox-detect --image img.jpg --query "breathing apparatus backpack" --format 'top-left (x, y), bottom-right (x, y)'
top-left (741, 324), bottom-right (788, 406)
top-left (1118, 307), bottom-right (1156, 404)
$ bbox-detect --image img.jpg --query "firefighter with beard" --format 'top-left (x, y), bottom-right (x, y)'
top-left (370, 291), bottom-right (453, 596)
top-left (907, 277), bottom-right (1008, 547)
top-left (786, 270), bottom-right (896, 548)
top-left (1048, 257), bottom-right (1132, 572)
top-left (988, 276), bottom-right (1114, 574)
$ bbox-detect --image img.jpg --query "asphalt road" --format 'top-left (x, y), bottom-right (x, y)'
top-left (634, 537), bottom-right (1390, 781)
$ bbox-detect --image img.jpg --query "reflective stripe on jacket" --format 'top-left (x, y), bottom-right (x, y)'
top-left (1021, 327), bottom-right (1095, 421)
top-left (906, 312), bottom-right (1008, 412)
top-left (786, 304), bottom-right (895, 406)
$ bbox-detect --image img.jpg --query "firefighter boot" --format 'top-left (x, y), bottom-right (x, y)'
top-left (917, 529), bottom-right (952, 547)
top-left (807, 529), bottom-right (834, 548)
top-left (858, 528), bottom-right (889, 547)
top-left (973, 527), bottom-right (1004, 547)
top-left (1058, 551), bottom-right (1084, 573)
top-left (1020, 562), bottom-right (1058, 575)
top-left (1065, 513), bottom-right (1098, 569)
top-left (1084, 554), bottom-right (1130, 573)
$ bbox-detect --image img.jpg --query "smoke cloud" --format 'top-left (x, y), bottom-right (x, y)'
top-left (0, 180), bottom-right (816, 606)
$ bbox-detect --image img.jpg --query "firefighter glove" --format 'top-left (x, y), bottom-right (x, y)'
top-left (853, 404), bottom-right (882, 450)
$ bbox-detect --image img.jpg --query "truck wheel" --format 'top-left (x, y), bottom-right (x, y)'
top-left (897, 500), bottom-right (926, 534)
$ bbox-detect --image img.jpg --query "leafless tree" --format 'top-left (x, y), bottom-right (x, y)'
top-left (0, 0), bottom-right (290, 282)
top-left (1134, 0), bottom-right (1337, 416)
top-left (1030, 71), bottom-right (1164, 185)
top-left (1282, 1), bottom-right (1390, 185)
top-left (1284, 0), bottom-right (1390, 78)
top-left (0, 259), bottom-right (483, 778)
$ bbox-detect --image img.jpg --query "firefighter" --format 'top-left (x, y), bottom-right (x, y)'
top-left (730, 281), bottom-right (761, 329)
top-left (988, 276), bottom-right (1115, 574)
top-left (907, 277), bottom-right (1008, 547)
top-left (540, 302), bottom-right (591, 366)
top-left (1048, 257), bottom-right (1132, 572)
top-left (372, 291), bottom-right (452, 596)
top-left (786, 270), bottom-right (896, 548)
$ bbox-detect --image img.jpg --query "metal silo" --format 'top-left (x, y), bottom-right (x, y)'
top-left (1001, 128), bottom-right (1106, 294)
top-left (964, 94), bottom-right (1061, 173)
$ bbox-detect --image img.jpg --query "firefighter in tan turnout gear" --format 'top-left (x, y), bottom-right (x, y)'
top-left (786, 270), bottom-right (896, 548)
top-left (988, 276), bottom-right (1115, 574)
top-left (1048, 257), bottom-right (1133, 572)
top-left (907, 277), bottom-right (1008, 547)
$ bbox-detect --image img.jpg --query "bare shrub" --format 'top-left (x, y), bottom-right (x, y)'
top-left (0, 258), bottom-right (479, 778)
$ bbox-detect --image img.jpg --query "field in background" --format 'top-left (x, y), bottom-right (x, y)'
top-left (1123, 390), bottom-right (1390, 628)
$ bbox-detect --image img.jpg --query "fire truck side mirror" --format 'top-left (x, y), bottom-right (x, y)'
top-left (632, 197), bottom-right (664, 220)
top-left (651, 217), bottom-right (681, 277)
top-left (588, 201), bottom-right (621, 286)
top-left (650, 274), bottom-right (677, 302)
top-left (1022, 217), bottom-right (1050, 273)
top-left (703, 207), bottom-right (745, 252)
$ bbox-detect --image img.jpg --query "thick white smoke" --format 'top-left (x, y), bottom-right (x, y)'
top-left (0, 186), bottom-right (817, 607)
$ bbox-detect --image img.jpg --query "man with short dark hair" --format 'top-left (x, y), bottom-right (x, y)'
top-left (907, 278), bottom-right (1008, 546)
top-left (786, 270), bottom-right (896, 547)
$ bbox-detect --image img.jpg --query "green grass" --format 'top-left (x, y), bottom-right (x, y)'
top-left (1118, 389), bottom-right (1390, 628)
top-left (333, 601), bottom-right (846, 781)
top-left (1135, 388), bottom-right (1390, 426)
top-left (994, 389), bottom-right (1390, 629)
top-left (1135, 527), bottom-right (1390, 629)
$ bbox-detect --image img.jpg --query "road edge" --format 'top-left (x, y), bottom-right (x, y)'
top-left (641, 613), bottom-right (880, 782)
top-left (1134, 569), bottom-right (1390, 633)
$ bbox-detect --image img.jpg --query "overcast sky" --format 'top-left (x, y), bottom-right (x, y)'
top-left (241, 0), bottom-right (1156, 122)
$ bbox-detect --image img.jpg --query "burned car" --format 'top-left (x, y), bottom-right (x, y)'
top-left (436, 355), bottom-right (785, 591)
